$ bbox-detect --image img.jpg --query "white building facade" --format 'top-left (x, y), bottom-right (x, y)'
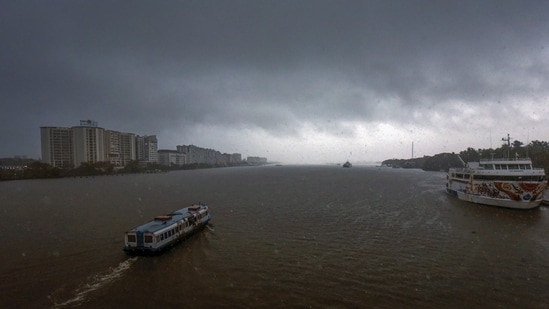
top-left (136, 135), bottom-right (158, 164)
top-left (105, 130), bottom-right (136, 166)
top-left (158, 150), bottom-right (186, 167)
top-left (40, 121), bottom-right (155, 168)
top-left (40, 127), bottom-right (74, 168)
top-left (72, 126), bottom-right (106, 167)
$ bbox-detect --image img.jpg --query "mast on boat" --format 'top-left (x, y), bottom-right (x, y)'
top-left (501, 133), bottom-right (511, 159)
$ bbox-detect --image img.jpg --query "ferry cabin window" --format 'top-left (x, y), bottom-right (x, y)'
top-left (144, 235), bottom-right (153, 243)
top-left (474, 175), bottom-right (544, 181)
top-left (127, 234), bottom-right (136, 242)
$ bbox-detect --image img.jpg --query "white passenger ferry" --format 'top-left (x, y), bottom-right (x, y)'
top-left (446, 157), bottom-right (546, 209)
top-left (123, 203), bottom-right (211, 255)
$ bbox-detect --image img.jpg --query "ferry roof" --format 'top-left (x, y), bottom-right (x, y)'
top-left (127, 206), bottom-right (200, 234)
top-left (479, 157), bottom-right (533, 163)
top-left (470, 169), bottom-right (545, 175)
top-left (449, 165), bottom-right (545, 175)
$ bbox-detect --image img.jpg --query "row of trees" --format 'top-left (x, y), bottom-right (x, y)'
top-left (0, 160), bottom-right (169, 180)
top-left (456, 140), bottom-right (549, 171)
top-left (384, 140), bottom-right (549, 172)
top-left (0, 161), bottom-right (61, 180)
top-left (0, 159), bottom-right (250, 181)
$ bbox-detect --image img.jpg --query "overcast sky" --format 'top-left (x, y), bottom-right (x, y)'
top-left (2, 1), bottom-right (549, 164)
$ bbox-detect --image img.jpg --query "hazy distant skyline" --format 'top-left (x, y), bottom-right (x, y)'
top-left (2, 1), bottom-right (549, 164)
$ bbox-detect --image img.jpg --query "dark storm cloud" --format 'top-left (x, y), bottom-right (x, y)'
top-left (1, 0), bottom-right (549, 158)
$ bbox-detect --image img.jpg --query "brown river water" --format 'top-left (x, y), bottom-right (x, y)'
top-left (1, 165), bottom-right (548, 308)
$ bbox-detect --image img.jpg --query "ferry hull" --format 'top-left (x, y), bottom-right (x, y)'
top-left (123, 204), bottom-right (211, 256)
top-left (450, 190), bottom-right (542, 210)
top-left (543, 190), bottom-right (549, 206)
top-left (123, 220), bottom-right (210, 256)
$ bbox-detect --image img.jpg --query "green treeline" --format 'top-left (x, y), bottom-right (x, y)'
top-left (0, 160), bottom-right (248, 181)
top-left (383, 140), bottom-right (549, 173)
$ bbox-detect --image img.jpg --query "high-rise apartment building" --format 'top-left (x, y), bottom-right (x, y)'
top-left (158, 149), bottom-right (186, 166)
top-left (40, 127), bottom-right (74, 168)
top-left (230, 153), bottom-right (242, 164)
top-left (136, 135), bottom-right (158, 163)
top-left (177, 145), bottom-right (242, 165)
top-left (105, 130), bottom-right (136, 166)
top-left (119, 132), bottom-right (137, 165)
top-left (40, 120), bottom-right (147, 168)
top-left (177, 144), bottom-right (211, 164)
top-left (72, 125), bottom-right (106, 167)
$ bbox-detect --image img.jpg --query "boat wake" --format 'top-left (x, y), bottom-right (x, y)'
top-left (52, 257), bottom-right (138, 308)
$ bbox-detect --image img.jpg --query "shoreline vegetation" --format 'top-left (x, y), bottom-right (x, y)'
top-left (0, 159), bottom-right (266, 181)
top-left (381, 140), bottom-right (549, 173)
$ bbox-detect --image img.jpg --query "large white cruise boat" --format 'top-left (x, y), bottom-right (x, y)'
top-left (446, 157), bottom-right (547, 209)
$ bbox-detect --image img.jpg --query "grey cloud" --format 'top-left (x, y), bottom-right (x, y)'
top-left (1, 0), bottom-right (549, 159)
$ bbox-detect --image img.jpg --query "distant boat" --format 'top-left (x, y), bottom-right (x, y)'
top-left (343, 161), bottom-right (352, 168)
top-left (446, 157), bottom-right (546, 209)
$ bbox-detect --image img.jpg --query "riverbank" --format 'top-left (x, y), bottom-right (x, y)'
top-left (0, 160), bottom-right (263, 181)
